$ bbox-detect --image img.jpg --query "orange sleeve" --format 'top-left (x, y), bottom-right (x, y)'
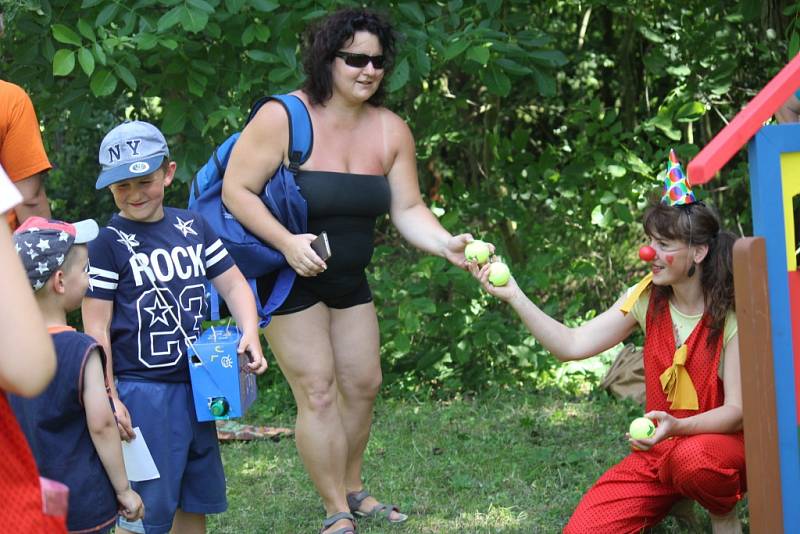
top-left (0, 81), bottom-right (52, 229)
top-left (0, 81), bottom-right (52, 183)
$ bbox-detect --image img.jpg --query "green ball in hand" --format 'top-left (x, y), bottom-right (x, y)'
top-left (465, 240), bottom-right (491, 264)
top-left (628, 417), bottom-right (655, 440)
top-left (488, 262), bottom-right (510, 286)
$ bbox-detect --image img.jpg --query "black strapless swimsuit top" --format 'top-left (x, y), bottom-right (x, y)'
top-left (296, 170), bottom-right (391, 274)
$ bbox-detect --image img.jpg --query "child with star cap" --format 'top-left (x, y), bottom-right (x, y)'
top-left (81, 120), bottom-right (268, 534)
top-left (10, 215), bottom-right (145, 532)
top-left (470, 150), bottom-right (745, 534)
top-left (1, 167), bottom-right (61, 533)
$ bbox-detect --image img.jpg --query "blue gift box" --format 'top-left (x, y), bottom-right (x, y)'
top-left (187, 326), bottom-right (257, 422)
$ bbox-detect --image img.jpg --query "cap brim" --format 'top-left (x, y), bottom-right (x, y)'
top-left (72, 219), bottom-right (99, 243)
top-left (95, 154), bottom-right (166, 189)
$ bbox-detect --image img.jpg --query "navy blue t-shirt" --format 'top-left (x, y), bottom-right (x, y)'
top-left (10, 329), bottom-right (119, 532)
top-left (87, 207), bottom-right (235, 382)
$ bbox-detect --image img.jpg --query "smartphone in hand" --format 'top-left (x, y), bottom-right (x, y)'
top-left (310, 231), bottom-right (331, 261)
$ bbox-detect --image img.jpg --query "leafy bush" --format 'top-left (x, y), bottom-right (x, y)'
top-left (1, 0), bottom-right (790, 394)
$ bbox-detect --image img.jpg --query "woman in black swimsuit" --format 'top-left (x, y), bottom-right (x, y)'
top-left (222, 9), bottom-right (474, 534)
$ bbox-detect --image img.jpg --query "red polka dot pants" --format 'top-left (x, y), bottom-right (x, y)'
top-left (563, 433), bottom-right (745, 534)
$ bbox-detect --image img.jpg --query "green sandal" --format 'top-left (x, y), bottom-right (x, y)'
top-left (320, 511), bottom-right (356, 534)
top-left (347, 490), bottom-right (408, 524)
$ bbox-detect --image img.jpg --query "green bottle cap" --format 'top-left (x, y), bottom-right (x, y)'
top-left (209, 397), bottom-right (229, 417)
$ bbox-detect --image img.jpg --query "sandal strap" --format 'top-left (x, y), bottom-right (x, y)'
top-left (367, 503), bottom-right (399, 517)
top-left (347, 489), bottom-right (408, 524)
top-left (322, 511), bottom-right (356, 530)
top-left (346, 489), bottom-right (371, 511)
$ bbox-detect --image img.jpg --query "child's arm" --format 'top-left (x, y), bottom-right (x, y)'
top-left (82, 348), bottom-right (144, 521)
top-left (470, 263), bottom-right (639, 361)
top-left (210, 266), bottom-right (268, 374)
top-left (82, 296), bottom-right (136, 441)
top-left (636, 333), bottom-right (743, 449)
top-left (0, 221), bottom-right (56, 396)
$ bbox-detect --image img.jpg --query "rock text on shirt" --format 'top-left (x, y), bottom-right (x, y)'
top-left (129, 244), bottom-right (206, 286)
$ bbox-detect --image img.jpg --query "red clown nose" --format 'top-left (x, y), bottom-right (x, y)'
top-left (639, 245), bottom-right (656, 262)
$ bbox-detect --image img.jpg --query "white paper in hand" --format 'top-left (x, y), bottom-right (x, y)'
top-left (121, 427), bottom-right (160, 481)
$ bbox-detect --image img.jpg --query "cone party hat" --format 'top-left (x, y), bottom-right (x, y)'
top-left (661, 149), bottom-right (697, 206)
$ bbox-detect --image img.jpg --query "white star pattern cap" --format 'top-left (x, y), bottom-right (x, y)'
top-left (12, 216), bottom-right (99, 291)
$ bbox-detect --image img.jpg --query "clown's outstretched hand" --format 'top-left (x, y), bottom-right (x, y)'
top-left (469, 262), bottom-right (522, 303)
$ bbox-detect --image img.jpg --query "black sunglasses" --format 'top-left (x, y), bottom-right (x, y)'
top-left (334, 51), bottom-right (386, 69)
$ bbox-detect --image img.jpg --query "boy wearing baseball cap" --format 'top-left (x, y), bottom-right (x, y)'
top-left (9, 216), bottom-right (144, 532)
top-left (82, 121), bottom-right (267, 534)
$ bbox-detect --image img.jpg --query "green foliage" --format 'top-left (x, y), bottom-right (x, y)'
top-left (0, 0), bottom-right (790, 394)
top-left (371, 0), bottom-right (770, 393)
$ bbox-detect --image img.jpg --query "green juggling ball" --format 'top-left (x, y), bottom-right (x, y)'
top-left (629, 417), bottom-right (655, 440)
top-left (488, 262), bottom-right (510, 286)
top-left (465, 240), bottom-right (491, 264)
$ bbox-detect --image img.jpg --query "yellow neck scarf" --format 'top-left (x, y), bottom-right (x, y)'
top-left (620, 273), bottom-right (699, 410)
top-left (620, 272), bottom-right (653, 315)
top-left (659, 345), bottom-right (699, 410)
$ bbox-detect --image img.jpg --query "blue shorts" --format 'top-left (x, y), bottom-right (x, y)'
top-left (115, 380), bottom-right (227, 534)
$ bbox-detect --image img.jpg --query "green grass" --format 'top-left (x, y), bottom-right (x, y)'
top-left (208, 387), bottom-right (748, 533)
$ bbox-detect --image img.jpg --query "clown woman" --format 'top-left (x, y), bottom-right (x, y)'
top-left (471, 150), bottom-right (746, 534)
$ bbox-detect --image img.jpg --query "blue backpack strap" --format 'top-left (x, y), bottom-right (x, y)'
top-left (240, 94), bottom-right (312, 173)
top-left (268, 94), bottom-right (313, 173)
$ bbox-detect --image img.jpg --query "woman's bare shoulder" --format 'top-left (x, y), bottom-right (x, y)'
top-left (374, 106), bottom-right (412, 142)
top-left (240, 97), bottom-right (294, 154)
top-left (248, 98), bottom-right (292, 130)
top-left (374, 105), bottom-right (407, 125)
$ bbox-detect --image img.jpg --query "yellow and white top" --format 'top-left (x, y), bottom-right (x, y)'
top-left (619, 273), bottom-right (737, 409)
top-left (621, 273), bottom-right (737, 349)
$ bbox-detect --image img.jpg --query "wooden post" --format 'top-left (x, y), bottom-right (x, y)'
top-left (734, 237), bottom-right (783, 533)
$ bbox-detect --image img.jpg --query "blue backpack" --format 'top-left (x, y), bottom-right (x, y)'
top-left (188, 94), bottom-right (313, 325)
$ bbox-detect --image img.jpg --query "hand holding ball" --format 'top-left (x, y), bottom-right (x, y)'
top-left (488, 262), bottom-right (510, 286)
top-left (628, 417), bottom-right (655, 440)
top-left (638, 245), bottom-right (656, 262)
top-left (465, 240), bottom-right (491, 264)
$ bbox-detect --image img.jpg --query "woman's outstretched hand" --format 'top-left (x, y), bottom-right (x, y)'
top-left (444, 234), bottom-right (499, 269)
top-left (443, 233), bottom-right (474, 269)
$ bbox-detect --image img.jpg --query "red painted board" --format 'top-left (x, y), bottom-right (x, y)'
top-left (687, 53), bottom-right (800, 184)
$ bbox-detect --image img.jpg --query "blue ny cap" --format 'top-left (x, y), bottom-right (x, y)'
top-left (96, 120), bottom-right (169, 189)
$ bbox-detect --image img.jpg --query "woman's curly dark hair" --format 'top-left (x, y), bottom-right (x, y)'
top-left (301, 8), bottom-right (397, 106)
